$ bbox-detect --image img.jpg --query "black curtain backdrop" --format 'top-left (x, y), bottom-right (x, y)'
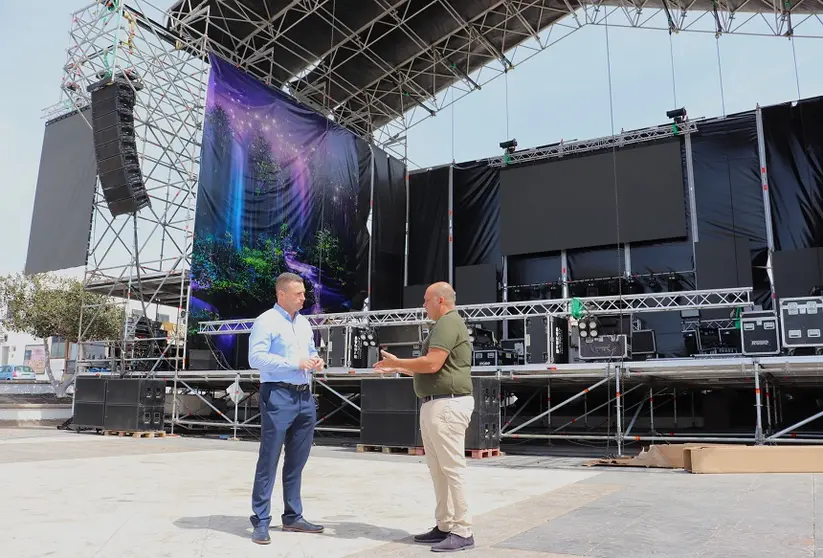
top-left (371, 146), bottom-right (407, 310)
top-left (407, 166), bottom-right (450, 285)
top-left (764, 97), bottom-right (823, 251)
top-left (691, 111), bottom-right (769, 308)
top-left (401, 96), bottom-right (823, 356)
top-left (453, 161), bottom-right (501, 269)
top-left (351, 137), bottom-right (374, 311)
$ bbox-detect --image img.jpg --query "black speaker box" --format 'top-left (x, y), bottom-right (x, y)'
top-left (360, 411), bottom-right (422, 447)
top-left (90, 76), bottom-right (150, 216)
top-left (361, 378), bottom-right (418, 412)
top-left (102, 378), bottom-right (166, 432)
top-left (358, 377), bottom-right (500, 450)
top-left (74, 376), bottom-right (108, 403)
top-left (73, 402), bottom-right (106, 429)
top-left (466, 412), bottom-right (500, 450)
top-left (471, 377), bottom-right (500, 415)
top-left (105, 378), bottom-right (166, 406)
top-left (103, 404), bottom-right (165, 432)
top-left (73, 376), bottom-right (108, 428)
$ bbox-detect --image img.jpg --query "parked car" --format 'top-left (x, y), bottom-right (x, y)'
top-left (0, 365), bottom-right (37, 381)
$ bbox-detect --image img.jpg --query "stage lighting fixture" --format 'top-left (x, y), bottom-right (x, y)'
top-left (577, 316), bottom-right (600, 338)
top-left (666, 107), bottom-right (687, 124)
top-left (499, 138), bottom-right (518, 154)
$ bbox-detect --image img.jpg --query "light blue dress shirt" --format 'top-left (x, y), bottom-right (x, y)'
top-left (248, 304), bottom-right (318, 385)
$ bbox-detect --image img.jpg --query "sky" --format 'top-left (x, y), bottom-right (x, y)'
top-left (0, 1), bottom-right (820, 277)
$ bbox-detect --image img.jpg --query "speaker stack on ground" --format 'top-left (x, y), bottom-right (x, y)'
top-left (72, 376), bottom-right (166, 432)
top-left (360, 378), bottom-right (421, 447)
top-left (104, 378), bottom-right (166, 432)
top-left (73, 376), bottom-right (108, 429)
top-left (465, 377), bottom-right (500, 450)
top-left (359, 377), bottom-right (500, 451)
top-left (88, 73), bottom-right (150, 216)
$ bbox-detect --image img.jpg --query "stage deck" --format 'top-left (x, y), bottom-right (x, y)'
top-left (158, 354), bottom-right (823, 386)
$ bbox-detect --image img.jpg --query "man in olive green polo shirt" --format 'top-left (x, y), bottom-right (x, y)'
top-left (374, 281), bottom-right (475, 553)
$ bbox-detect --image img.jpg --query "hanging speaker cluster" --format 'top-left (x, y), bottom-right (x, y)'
top-left (88, 72), bottom-right (150, 217)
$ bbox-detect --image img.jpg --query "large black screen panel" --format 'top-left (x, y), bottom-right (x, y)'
top-left (25, 108), bottom-right (97, 275)
top-left (500, 140), bottom-right (687, 255)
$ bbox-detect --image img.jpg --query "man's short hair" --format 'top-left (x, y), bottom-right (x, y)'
top-left (276, 272), bottom-right (304, 292)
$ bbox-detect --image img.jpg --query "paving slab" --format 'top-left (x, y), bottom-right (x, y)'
top-left (0, 430), bottom-right (597, 558)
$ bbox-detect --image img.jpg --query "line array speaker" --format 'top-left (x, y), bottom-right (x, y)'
top-left (89, 75), bottom-right (150, 216)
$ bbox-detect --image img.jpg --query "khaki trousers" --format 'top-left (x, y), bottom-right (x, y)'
top-left (419, 394), bottom-right (475, 538)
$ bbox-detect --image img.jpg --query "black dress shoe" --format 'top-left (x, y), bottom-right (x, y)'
top-left (413, 526), bottom-right (449, 544)
top-left (252, 523), bottom-right (271, 545)
top-left (282, 518), bottom-right (324, 533)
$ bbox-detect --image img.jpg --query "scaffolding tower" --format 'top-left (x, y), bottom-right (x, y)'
top-left (49, 1), bottom-right (211, 377)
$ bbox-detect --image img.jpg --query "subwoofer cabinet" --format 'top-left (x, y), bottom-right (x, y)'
top-left (102, 378), bottom-right (166, 432)
top-left (359, 377), bottom-right (501, 450)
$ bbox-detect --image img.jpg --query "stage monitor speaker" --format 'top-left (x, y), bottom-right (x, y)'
top-left (89, 76), bottom-right (150, 217)
top-left (631, 330), bottom-right (657, 355)
top-left (189, 349), bottom-right (218, 371)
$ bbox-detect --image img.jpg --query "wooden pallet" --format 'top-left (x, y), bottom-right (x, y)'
top-left (466, 448), bottom-right (503, 459)
top-left (103, 430), bottom-right (166, 439)
top-left (356, 444), bottom-right (425, 456)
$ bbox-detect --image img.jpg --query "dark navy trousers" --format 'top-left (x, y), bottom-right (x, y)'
top-left (251, 382), bottom-right (316, 526)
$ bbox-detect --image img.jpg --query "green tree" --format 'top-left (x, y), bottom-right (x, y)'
top-left (0, 273), bottom-right (124, 397)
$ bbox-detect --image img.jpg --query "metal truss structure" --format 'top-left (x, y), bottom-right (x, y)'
top-left (54, 1), bottom-right (211, 376)
top-left (487, 120), bottom-right (698, 168)
top-left (199, 287), bottom-right (751, 333)
top-left (182, 288), bottom-right (823, 448)
top-left (163, 0), bottom-right (823, 161)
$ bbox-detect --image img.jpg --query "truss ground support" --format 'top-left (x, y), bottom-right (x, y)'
top-left (63, 2), bottom-right (210, 379)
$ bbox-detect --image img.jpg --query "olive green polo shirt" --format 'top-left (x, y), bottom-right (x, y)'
top-left (413, 309), bottom-right (473, 398)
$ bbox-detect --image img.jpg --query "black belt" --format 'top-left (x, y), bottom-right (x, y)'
top-left (421, 393), bottom-right (470, 403)
top-left (270, 381), bottom-right (310, 392)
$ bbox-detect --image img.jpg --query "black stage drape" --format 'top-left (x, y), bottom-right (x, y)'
top-left (370, 146), bottom-right (407, 310)
top-left (691, 112), bottom-right (769, 309)
top-left (764, 97), bottom-right (823, 251)
top-left (406, 166), bottom-right (449, 285)
top-left (453, 161), bottom-right (501, 269)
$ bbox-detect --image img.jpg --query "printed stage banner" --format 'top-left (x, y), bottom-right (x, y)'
top-left (190, 54), bottom-right (372, 357)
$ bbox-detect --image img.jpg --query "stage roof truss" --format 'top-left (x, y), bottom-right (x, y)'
top-left (164, 0), bottom-right (823, 156)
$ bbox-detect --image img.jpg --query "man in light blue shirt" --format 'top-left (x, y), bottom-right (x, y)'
top-left (248, 272), bottom-right (325, 545)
